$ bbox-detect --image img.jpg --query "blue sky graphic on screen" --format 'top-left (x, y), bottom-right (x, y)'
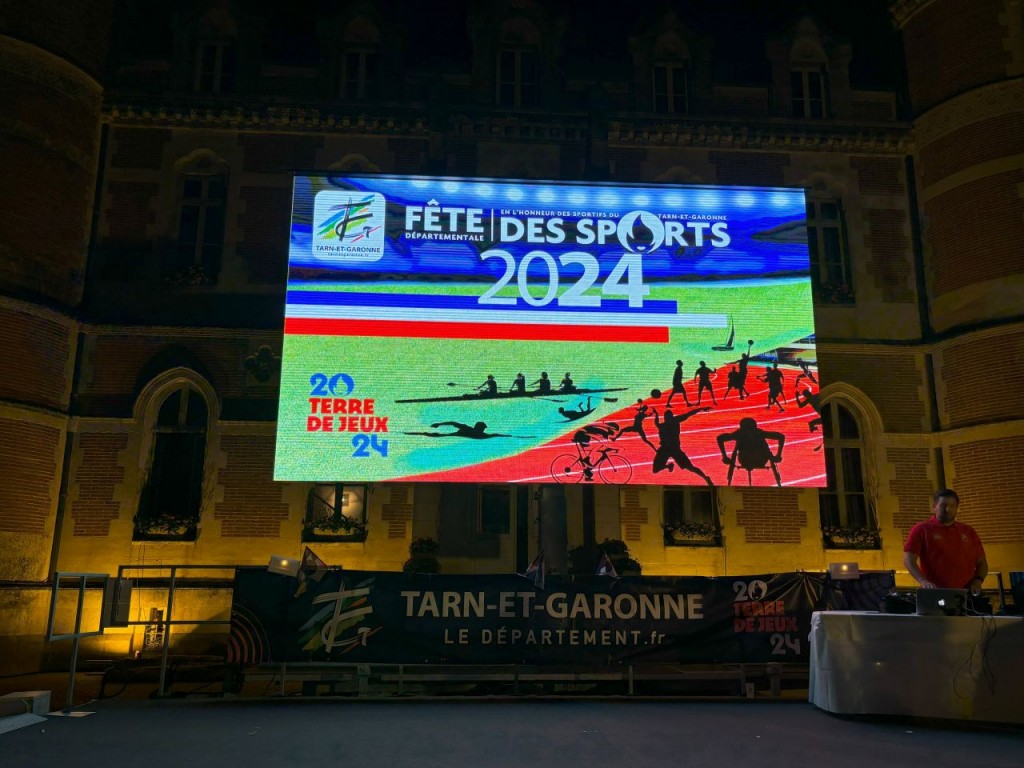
top-left (276, 174), bottom-right (825, 487)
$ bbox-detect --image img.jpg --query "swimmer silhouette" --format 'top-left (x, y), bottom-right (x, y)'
top-left (404, 421), bottom-right (531, 439)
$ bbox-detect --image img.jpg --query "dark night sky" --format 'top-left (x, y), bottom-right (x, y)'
top-left (113, 0), bottom-right (902, 90)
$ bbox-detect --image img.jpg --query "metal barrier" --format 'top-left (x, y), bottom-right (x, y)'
top-left (47, 572), bottom-right (108, 709)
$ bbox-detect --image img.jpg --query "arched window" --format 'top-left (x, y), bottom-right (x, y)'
top-left (134, 381), bottom-right (209, 540)
top-left (819, 400), bottom-right (879, 549)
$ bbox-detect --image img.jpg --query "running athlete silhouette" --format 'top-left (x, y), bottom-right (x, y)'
top-left (666, 360), bottom-right (692, 407)
top-left (757, 363), bottom-right (786, 412)
top-left (612, 398), bottom-right (657, 450)
top-left (693, 361), bottom-right (718, 405)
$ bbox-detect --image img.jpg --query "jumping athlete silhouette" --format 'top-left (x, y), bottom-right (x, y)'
top-left (651, 406), bottom-right (714, 484)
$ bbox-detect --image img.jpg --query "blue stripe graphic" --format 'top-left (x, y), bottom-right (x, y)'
top-left (286, 290), bottom-right (678, 315)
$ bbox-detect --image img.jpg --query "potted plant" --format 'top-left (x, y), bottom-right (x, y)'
top-left (822, 525), bottom-right (881, 549)
top-left (403, 537), bottom-right (441, 573)
top-left (302, 514), bottom-right (368, 541)
top-left (663, 520), bottom-right (721, 546)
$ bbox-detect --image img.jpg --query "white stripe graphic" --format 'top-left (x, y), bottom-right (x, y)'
top-left (287, 304), bottom-right (728, 329)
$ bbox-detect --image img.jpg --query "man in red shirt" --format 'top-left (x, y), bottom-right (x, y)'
top-left (903, 489), bottom-right (988, 594)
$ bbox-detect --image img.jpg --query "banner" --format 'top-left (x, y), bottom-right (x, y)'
top-left (228, 569), bottom-right (894, 666)
top-left (275, 174), bottom-right (823, 486)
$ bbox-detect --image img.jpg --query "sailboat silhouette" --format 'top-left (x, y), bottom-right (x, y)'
top-left (712, 317), bottom-right (735, 351)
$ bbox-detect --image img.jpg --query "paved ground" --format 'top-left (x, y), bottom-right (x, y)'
top-left (1, 691), bottom-right (1022, 768)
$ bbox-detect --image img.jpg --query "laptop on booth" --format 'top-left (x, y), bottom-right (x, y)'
top-left (915, 588), bottom-right (968, 616)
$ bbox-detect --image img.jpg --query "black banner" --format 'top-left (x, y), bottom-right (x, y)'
top-left (228, 569), bottom-right (893, 666)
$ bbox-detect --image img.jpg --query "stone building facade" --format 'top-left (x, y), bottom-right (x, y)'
top-left (1, 0), bottom-right (1022, 669)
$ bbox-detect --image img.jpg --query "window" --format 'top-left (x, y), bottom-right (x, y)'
top-left (134, 384), bottom-right (208, 541)
top-left (806, 199), bottom-right (853, 304)
top-left (168, 172), bottom-right (226, 286)
top-left (340, 49), bottom-right (378, 100)
top-left (791, 68), bottom-right (829, 118)
top-left (478, 486), bottom-right (511, 535)
top-left (497, 48), bottom-right (538, 108)
top-left (653, 63), bottom-right (689, 114)
top-left (194, 41), bottom-right (235, 94)
top-left (663, 487), bottom-right (720, 546)
top-left (819, 402), bottom-right (879, 549)
top-left (304, 483), bottom-right (368, 540)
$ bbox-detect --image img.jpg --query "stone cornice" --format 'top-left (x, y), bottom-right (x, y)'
top-left (607, 117), bottom-right (913, 154)
top-left (102, 95), bottom-right (910, 152)
top-left (102, 97), bottom-right (430, 136)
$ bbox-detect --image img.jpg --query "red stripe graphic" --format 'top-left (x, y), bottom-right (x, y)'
top-left (285, 317), bottom-right (669, 343)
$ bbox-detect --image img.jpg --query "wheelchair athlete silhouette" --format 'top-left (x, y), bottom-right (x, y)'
top-left (716, 417), bottom-right (786, 487)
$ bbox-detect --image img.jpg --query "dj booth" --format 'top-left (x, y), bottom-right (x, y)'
top-left (808, 611), bottom-right (1024, 724)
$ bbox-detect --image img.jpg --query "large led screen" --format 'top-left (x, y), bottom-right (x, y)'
top-left (275, 174), bottom-right (825, 487)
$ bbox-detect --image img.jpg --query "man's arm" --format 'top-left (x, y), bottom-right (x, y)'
top-left (902, 550), bottom-right (936, 590)
top-left (968, 555), bottom-right (989, 595)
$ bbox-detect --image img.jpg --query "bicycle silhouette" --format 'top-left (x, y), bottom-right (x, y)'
top-left (550, 445), bottom-right (632, 484)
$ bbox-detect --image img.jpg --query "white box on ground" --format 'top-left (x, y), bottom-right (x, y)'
top-left (1, 691), bottom-right (51, 715)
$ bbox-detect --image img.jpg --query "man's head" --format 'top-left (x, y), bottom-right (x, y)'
top-left (932, 488), bottom-right (960, 526)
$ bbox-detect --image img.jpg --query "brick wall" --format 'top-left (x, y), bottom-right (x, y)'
top-left (559, 142), bottom-right (586, 180)
top-left (608, 147), bottom-right (645, 181)
top-left (213, 435), bottom-right (289, 537)
top-left (447, 138), bottom-right (478, 177)
top-left (237, 186), bottom-right (290, 283)
top-left (109, 127), bottom-right (171, 170)
top-left (70, 433), bottom-right (127, 536)
top-left (0, 307), bottom-right (72, 410)
top-left (850, 157), bottom-right (904, 195)
top-left (949, 435), bottom-right (1024, 543)
top-left (709, 151), bottom-right (788, 187)
top-left (5, 69), bottom-right (98, 161)
top-left (0, 140), bottom-right (94, 306)
top-left (887, 446), bottom-right (933, 536)
top-left (240, 135), bottom-right (322, 174)
top-left (380, 484), bottom-right (412, 538)
top-left (0, 418), bottom-right (60, 534)
top-left (816, 351), bottom-right (925, 433)
top-left (941, 333), bottom-right (1024, 428)
top-left (386, 137), bottom-right (429, 173)
top-left (735, 488), bottom-right (802, 544)
top-left (104, 181), bottom-right (158, 242)
top-left (862, 208), bottom-right (914, 303)
top-left (902, 0), bottom-right (1009, 113)
top-left (926, 170), bottom-right (1024, 298)
top-left (84, 335), bottom-right (249, 397)
top-left (620, 486), bottom-right (648, 542)
top-left (919, 113), bottom-right (1024, 188)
